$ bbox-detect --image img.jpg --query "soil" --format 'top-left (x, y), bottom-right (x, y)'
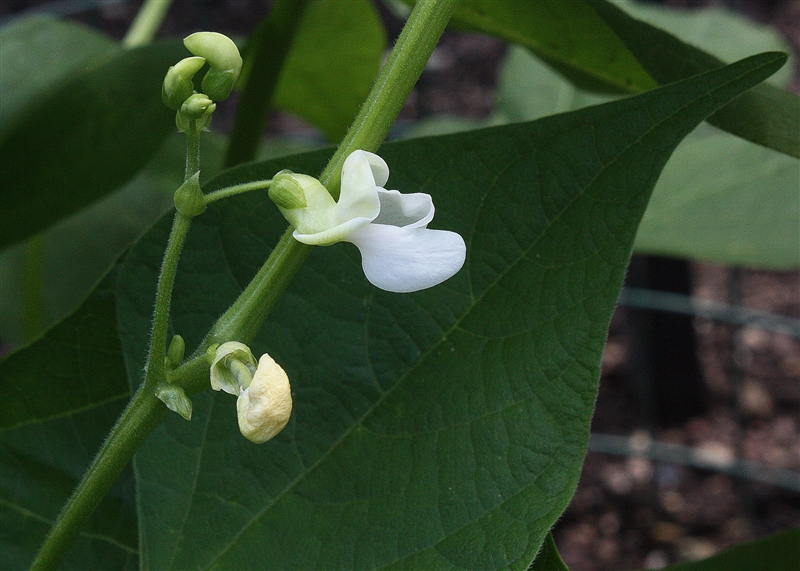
top-left (3, 1), bottom-right (798, 569)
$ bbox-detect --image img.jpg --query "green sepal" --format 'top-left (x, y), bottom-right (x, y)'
top-left (155, 383), bottom-right (192, 420)
top-left (268, 170), bottom-right (308, 209)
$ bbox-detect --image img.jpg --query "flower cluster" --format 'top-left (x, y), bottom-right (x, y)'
top-left (161, 32), bottom-right (242, 132)
top-left (269, 150), bottom-right (466, 293)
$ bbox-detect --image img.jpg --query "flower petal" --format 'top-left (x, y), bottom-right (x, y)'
top-left (347, 224), bottom-right (466, 293)
top-left (338, 151), bottom-right (382, 223)
top-left (372, 189), bottom-right (434, 228)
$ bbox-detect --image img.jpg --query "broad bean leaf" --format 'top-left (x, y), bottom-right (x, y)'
top-left (115, 54), bottom-right (784, 570)
top-left (0, 31), bottom-right (187, 250)
top-left (659, 528), bottom-right (799, 571)
top-left (271, 0), bottom-right (386, 142)
top-left (0, 272), bottom-right (137, 570)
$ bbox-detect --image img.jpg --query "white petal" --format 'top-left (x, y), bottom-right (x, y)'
top-left (373, 189), bottom-right (434, 228)
top-left (338, 151), bottom-right (382, 223)
top-left (343, 150), bottom-right (389, 187)
top-left (236, 354), bottom-right (292, 444)
top-left (347, 224), bottom-right (466, 293)
top-left (292, 215), bottom-right (372, 246)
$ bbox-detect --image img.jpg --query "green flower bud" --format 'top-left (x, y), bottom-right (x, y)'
top-left (173, 172), bottom-right (206, 217)
top-left (162, 56), bottom-right (206, 110)
top-left (166, 334), bottom-right (186, 369)
top-left (180, 93), bottom-right (215, 121)
top-left (156, 384), bottom-right (193, 420)
top-left (268, 170), bottom-right (308, 210)
top-left (183, 32), bottom-right (242, 101)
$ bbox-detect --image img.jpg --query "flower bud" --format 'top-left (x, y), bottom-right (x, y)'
top-left (180, 93), bottom-right (215, 121)
top-left (183, 32), bottom-right (242, 101)
top-left (268, 170), bottom-right (308, 210)
top-left (162, 56), bottom-right (206, 110)
top-left (173, 172), bottom-right (206, 217)
top-left (236, 354), bottom-right (292, 444)
top-left (210, 341), bottom-right (257, 396)
top-left (166, 334), bottom-right (186, 369)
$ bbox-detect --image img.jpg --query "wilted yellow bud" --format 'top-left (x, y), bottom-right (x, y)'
top-left (236, 354), bottom-right (292, 444)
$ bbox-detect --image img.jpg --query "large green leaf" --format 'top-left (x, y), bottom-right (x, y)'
top-left (659, 528), bottom-right (800, 571)
top-left (0, 31), bottom-right (187, 250)
top-left (0, 15), bottom-right (117, 132)
top-left (115, 53), bottom-right (784, 569)
top-left (0, 272), bottom-right (136, 570)
top-left (635, 127), bottom-right (800, 269)
top-left (0, 132), bottom-right (226, 347)
top-left (271, 0), bottom-right (386, 142)
top-left (585, 0), bottom-right (800, 158)
top-left (493, 45), bottom-right (800, 270)
top-left (430, 0), bottom-right (657, 93)
top-left (434, 0), bottom-right (799, 157)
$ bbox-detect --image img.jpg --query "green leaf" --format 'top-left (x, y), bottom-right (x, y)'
top-left (530, 533), bottom-right (569, 571)
top-left (585, 0), bottom-right (800, 158)
top-left (0, 272), bottom-right (137, 570)
top-left (0, 37), bottom-right (188, 250)
top-left (272, 0), bottom-right (386, 142)
top-left (635, 127), bottom-right (800, 269)
top-left (0, 132), bottom-right (226, 346)
top-left (492, 47), bottom-right (800, 270)
top-left (115, 53), bottom-right (784, 569)
top-left (0, 15), bottom-right (118, 132)
top-left (659, 528), bottom-right (800, 571)
top-left (438, 0), bottom-right (657, 93)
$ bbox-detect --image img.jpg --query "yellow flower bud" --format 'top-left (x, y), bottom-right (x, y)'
top-left (236, 354), bottom-right (292, 444)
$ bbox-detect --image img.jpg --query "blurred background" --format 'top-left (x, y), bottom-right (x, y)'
top-left (1, 1), bottom-right (798, 569)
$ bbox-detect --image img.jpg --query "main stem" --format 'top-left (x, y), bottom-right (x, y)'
top-left (31, 127), bottom-right (202, 571)
top-left (31, 0), bottom-right (459, 567)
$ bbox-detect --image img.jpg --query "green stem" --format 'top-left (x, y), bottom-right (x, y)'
top-left (185, 122), bottom-right (200, 179)
top-left (320, 0), bottom-right (460, 197)
top-left (29, 387), bottom-right (168, 571)
top-left (224, 0), bottom-right (313, 167)
top-left (31, 0), bottom-right (459, 566)
top-left (122, 0), bottom-right (174, 49)
top-left (204, 179), bottom-right (272, 205)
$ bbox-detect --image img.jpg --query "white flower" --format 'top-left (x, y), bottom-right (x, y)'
top-left (236, 354), bottom-right (292, 444)
top-left (210, 342), bottom-right (292, 444)
top-left (270, 150), bottom-right (466, 293)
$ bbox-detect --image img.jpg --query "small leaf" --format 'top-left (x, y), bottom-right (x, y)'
top-left (0, 37), bottom-right (188, 249)
top-left (115, 53), bottom-right (784, 570)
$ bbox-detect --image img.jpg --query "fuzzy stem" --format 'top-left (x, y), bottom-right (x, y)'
top-left (122, 0), bottom-right (173, 49)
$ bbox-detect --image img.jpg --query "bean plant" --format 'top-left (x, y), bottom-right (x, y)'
top-left (1, 0), bottom-right (798, 570)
